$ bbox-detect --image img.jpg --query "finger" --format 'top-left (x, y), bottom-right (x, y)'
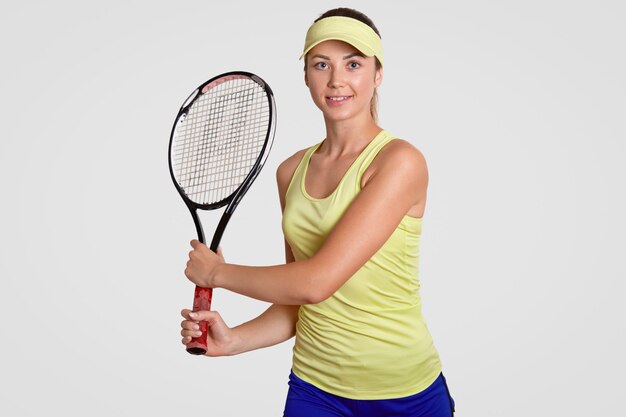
top-left (181, 327), bottom-right (203, 338)
top-left (180, 320), bottom-right (200, 330)
top-left (190, 239), bottom-right (204, 249)
top-left (184, 266), bottom-right (194, 281)
top-left (182, 336), bottom-right (192, 345)
top-left (181, 309), bottom-right (192, 319)
top-left (188, 310), bottom-right (219, 323)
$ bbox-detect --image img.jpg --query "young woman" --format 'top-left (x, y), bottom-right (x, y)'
top-left (180, 7), bottom-right (455, 417)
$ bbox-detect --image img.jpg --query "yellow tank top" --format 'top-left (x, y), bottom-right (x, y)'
top-left (282, 130), bottom-right (442, 399)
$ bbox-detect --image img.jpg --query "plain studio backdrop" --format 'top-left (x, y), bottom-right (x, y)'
top-left (0, 1), bottom-right (624, 416)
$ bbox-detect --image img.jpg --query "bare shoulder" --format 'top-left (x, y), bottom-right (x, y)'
top-left (363, 138), bottom-right (428, 186)
top-left (378, 138), bottom-right (427, 168)
top-left (276, 149), bottom-right (307, 187)
top-left (276, 148), bottom-right (308, 206)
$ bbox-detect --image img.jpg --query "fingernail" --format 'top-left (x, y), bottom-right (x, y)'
top-left (189, 312), bottom-right (197, 317)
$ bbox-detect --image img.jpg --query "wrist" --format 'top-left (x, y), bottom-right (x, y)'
top-left (210, 262), bottom-right (225, 288)
top-left (227, 327), bottom-right (245, 356)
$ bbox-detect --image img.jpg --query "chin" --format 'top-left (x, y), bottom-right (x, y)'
top-left (322, 107), bottom-right (369, 123)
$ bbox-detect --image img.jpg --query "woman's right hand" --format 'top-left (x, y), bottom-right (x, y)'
top-left (180, 309), bottom-right (239, 356)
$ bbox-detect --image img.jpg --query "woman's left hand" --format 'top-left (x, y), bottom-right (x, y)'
top-left (184, 240), bottom-right (225, 288)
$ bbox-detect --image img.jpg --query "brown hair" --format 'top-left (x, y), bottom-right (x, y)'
top-left (308, 8), bottom-right (382, 122)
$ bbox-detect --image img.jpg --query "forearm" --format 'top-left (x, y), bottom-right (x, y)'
top-left (213, 259), bottom-right (323, 305)
top-left (228, 304), bottom-right (299, 355)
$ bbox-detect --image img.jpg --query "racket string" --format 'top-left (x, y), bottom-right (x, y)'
top-left (172, 77), bottom-right (270, 205)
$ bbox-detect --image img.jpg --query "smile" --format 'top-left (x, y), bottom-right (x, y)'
top-left (326, 96), bottom-right (353, 106)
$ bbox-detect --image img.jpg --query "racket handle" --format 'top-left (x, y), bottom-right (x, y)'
top-left (186, 286), bottom-right (213, 355)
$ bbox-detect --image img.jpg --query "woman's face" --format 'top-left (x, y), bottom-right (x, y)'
top-left (304, 40), bottom-right (382, 123)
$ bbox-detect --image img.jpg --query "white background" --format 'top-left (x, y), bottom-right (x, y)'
top-left (1, 1), bottom-right (624, 416)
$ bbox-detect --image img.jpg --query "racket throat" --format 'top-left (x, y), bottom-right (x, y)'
top-left (209, 209), bottom-right (234, 252)
top-left (187, 204), bottom-right (206, 244)
top-left (186, 201), bottom-right (232, 253)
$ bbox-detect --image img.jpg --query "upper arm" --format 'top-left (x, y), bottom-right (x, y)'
top-left (276, 149), bottom-right (306, 212)
top-left (276, 150), bottom-right (306, 265)
top-left (308, 140), bottom-right (428, 301)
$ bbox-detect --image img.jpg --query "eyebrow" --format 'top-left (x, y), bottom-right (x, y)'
top-left (311, 52), bottom-right (366, 60)
top-left (343, 52), bottom-right (365, 60)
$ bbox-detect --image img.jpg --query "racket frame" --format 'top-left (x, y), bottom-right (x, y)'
top-left (168, 71), bottom-right (276, 355)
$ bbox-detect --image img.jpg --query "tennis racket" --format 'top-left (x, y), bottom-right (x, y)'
top-left (168, 71), bottom-right (276, 355)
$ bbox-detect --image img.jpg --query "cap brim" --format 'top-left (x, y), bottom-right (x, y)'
top-left (299, 35), bottom-right (377, 60)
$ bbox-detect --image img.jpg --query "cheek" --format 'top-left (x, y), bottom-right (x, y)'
top-left (305, 78), bottom-right (327, 108)
top-left (354, 75), bottom-right (377, 95)
top-left (306, 73), bottom-right (329, 97)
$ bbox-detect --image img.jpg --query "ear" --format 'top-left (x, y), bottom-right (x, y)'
top-left (374, 66), bottom-right (383, 87)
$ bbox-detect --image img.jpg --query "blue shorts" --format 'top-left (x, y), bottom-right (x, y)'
top-left (283, 371), bottom-right (455, 417)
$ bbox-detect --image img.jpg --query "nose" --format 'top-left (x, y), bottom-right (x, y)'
top-left (328, 67), bottom-right (345, 88)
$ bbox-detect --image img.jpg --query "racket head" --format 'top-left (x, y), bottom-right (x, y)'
top-left (168, 71), bottom-right (276, 212)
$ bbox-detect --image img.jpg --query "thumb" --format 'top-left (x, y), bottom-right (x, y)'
top-left (188, 310), bottom-right (219, 322)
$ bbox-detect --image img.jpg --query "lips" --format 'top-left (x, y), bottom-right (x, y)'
top-left (326, 95), bottom-right (353, 105)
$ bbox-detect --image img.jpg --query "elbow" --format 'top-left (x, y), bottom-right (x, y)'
top-left (302, 288), bottom-right (330, 305)
top-left (303, 277), bottom-right (337, 304)
top-left (299, 262), bottom-right (339, 305)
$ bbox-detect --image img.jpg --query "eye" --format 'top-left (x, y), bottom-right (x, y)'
top-left (348, 61), bottom-right (361, 70)
top-left (314, 62), bottom-right (329, 70)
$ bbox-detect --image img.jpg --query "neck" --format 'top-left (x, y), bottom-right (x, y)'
top-left (321, 114), bottom-right (382, 157)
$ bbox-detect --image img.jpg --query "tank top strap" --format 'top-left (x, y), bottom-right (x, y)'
top-left (354, 130), bottom-right (395, 184)
top-left (285, 142), bottom-right (321, 196)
